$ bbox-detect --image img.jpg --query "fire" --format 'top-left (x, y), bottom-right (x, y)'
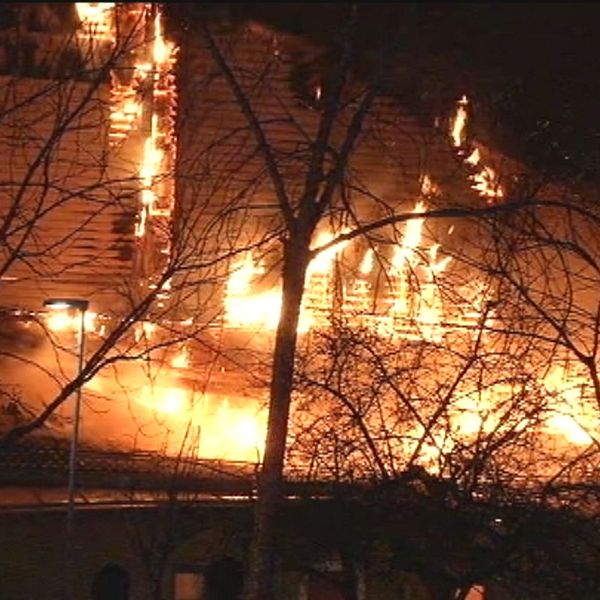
top-left (300, 229), bottom-right (352, 329)
top-left (135, 7), bottom-right (179, 290)
top-left (449, 97), bottom-right (504, 202)
top-left (134, 320), bottom-right (157, 342)
top-left (77, 5), bottom-right (178, 290)
top-left (223, 229), bottom-right (353, 332)
top-left (421, 174), bottom-right (440, 198)
top-left (171, 349), bottom-right (190, 369)
top-left (136, 117), bottom-right (165, 237)
top-left (360, 248), bottom-right (374, 275)
top-left (391, 201), bottom-right (426, 273)
top-left (223, 198), bottom-right (459, 342)
top-left (450, 94), bottom-right (469, 148)
top-left (307, 229), bottom-right (351, 276)
top-left (83, 356), bottom-right (268, 462)
top-left (543, 366), bottom-right (594, 445)
top-left (109, 84), bottom-right (142, 142)
top-left (75, 3), bottom-right (114, 39)
top-left (134, 383), bottom-right (267, 461)
top-left (66, 13), bottom-right (596, 471)
top-left (387, 200), bottom-right (453, 342)
top-left (223, 253), bottom-right (282, 330)
top-left (203, 398), bottom-right (266, 460)
top-left (141, 384), bottom-right (188, 415)
top-left (465, 585), bottom-right (485, 600)
top-left (153, 11), bottom-right (175, 65)
top-left (465, 148), bottom-right (504, 202)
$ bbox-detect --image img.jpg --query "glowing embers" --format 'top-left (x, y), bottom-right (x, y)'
top-left (449, 95), bottom-right (504, 203)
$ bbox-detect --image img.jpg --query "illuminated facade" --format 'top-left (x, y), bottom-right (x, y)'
top-left (0, 4), bottom-right (597, 472)
top-left (0, 3), bottom-right (177, 313)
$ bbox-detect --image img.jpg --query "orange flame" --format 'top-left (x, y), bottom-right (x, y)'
top-left (76, 3), bottom-right (115, 39)
top-left (450, 95), bottom-right (469, 148)
top-left (171, 348), bottom-right (190, 369)
top-left (465, 148), bottom-right (504, 202)
top-left (450, 97), bottom-right (504, 202)
top-left (223, 253), bottom-right (282, 330)
top-left (134, 384), bottom-right (267, 461)
top-left (70, 13), bottom-right (596, 466)
top-left (543, 366), bottom-right (594, 445)
top-left (153, 12), bottom-right (175, 65)
top-left (223, 199), bottom-right (458, 342)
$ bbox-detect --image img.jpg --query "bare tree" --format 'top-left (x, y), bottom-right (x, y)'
top-left (169, 8), bottom-right (600, 599)
top-left (3, 5), bottom-right (600, 600)
top-left (0, 4), bottom-right (254, 457)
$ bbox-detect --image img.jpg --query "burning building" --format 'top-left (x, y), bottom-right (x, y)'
top-left (0, 3), bottom-right (598, 479)
top-left (1, 4), bottom-right (600, 600)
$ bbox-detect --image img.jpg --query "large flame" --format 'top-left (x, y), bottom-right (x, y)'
top-left (63, 14), bottom-right (597, 468)
top-left (542, 365), bottom-right (594, 445)
top-left (223, 253), bottom-right (282, 330)
top-left (131, 383), bottom-right (267, 461)
top-left (83, 365), bottom-right (267, 462)
top-left (153, 11), bottom-right (175, 65)
top-left (223, 197), bottom-right (455, 342)
top-left (221, 191), bottom-right (598, 460)
top-left (81, 5), bottom-right (178, 266)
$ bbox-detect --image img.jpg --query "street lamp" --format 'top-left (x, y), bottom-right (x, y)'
top-left (43, 297), bottom-right (89, 600)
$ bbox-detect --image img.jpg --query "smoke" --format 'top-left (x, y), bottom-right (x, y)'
top-left (0, 311), bottom-right (266, 461)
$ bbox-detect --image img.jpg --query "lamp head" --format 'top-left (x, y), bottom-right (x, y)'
top-left (43, 298), bottom-right (89, 312)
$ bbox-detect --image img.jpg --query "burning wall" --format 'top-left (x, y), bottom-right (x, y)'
top-left (0, 3), bottom-right (179, 313)
top-left (0, 5), bottom-right (134, 312)
top-left (174, 23), bottom-right (477, 329)
top-left (1, 8), bottom-right (599, 476)
top-left (175, 23), bottom-right (600, 478)
top-left (0, 4), bottom-right (193, 454)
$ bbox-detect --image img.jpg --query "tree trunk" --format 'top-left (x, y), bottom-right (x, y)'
top-left (340, 550), bottom-right (358, 600)
top-left (245, 235), bottom-right (311, 600)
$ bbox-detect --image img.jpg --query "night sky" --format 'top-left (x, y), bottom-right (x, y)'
top-left (172, 3), bottom-right (600, 181)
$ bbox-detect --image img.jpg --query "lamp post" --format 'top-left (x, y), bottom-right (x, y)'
top-left (43, 297), bottom-right (89, 600)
